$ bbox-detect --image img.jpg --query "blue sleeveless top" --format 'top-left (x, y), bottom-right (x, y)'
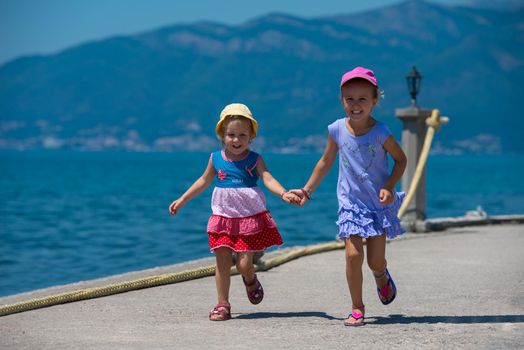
top-left (211, 150), bottom-right (260, 188)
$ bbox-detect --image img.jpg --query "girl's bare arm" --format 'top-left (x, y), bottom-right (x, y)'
top-left (169, 158), bottom-right (216, 215)
top-left (382, 135), bottom-right (407, 192)
top-left (302, 135), bottom-right (338, 195)
top-left (287, 135), bottom-right (338, 205)
top-left (256, 156), bottom-right (300, 203)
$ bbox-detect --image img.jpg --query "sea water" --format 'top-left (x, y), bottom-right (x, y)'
top-left (1, 151), bottom-right (523, 297)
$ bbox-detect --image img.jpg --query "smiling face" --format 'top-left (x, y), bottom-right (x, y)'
top-left (222, 116), bottom-right (253, 159)
top-left (340, 79), bottom-right (378, 122)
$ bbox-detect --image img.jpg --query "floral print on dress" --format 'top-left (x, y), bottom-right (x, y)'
top-left (218, 169), bottom-right (227, 181)
top-left (340, 141), bottom-right (377, 184)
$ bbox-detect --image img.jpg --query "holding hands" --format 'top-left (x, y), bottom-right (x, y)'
top-left (283, 188), bottom-right (312, 206)
top-left (281, 191), bottom-right (301, 204)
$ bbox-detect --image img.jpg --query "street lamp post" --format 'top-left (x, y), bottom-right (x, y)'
top-left (396, 66), bottom-right (431, 231)
top-left (406, 66), bottom-right (422, 106)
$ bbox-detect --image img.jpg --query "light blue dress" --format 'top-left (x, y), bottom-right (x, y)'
top-left (328, 118), bottom-right (405, 239)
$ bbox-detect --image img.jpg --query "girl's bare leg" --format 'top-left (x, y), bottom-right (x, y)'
top-left (366, 233), bottom-right (394, 300)
top-left (345, 235), bottom-right (365, 324)
top-left (214, 247), bottom-right (233, 304)
top-left (366, 233), bottom-right (387, 276)
top-left (236, 251), bottom-right (256, 285)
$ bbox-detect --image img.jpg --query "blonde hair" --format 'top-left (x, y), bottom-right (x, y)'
top-left (217, 115), bottom-right (256, 140)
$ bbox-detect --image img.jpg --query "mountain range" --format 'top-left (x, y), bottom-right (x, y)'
top-left (1, 0), bottom-right (523, 153)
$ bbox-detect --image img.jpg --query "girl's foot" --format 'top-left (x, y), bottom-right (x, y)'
top-left (242, 274), bottom-right (264, 304)
top-left (344, 306), bottom-right (365, 327)
top-left (374, 268), bottom-right (397, 305)
top-left (209, 303), bottom-right (231, 321)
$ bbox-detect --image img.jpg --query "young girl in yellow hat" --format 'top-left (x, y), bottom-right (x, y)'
top-left (169, 103), bottom-right (299, 321)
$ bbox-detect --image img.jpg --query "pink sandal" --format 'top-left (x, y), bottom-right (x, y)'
top-left (344, 306), bottom-right (365, 327)
top-left (209, 303), bottom-right (231, 321)
top-left (242, 274), bottom-right (264, 305)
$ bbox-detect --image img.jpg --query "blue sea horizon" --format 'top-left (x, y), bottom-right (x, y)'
top-left (1, 150), bottom-right (523, 297)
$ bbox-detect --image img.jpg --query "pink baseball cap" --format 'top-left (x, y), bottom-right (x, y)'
top-left (340, 66), bottom-right (378, 88)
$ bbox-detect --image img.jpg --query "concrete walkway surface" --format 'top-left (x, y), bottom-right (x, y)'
top-left (1, 224), bottom-right (523, 349)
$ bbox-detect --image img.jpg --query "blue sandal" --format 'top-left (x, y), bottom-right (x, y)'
top-left (376, 268), bottom-right (396, 305)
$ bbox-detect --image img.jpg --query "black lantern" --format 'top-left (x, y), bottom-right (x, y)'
top-left (406, 66), bottom-right (422, 106)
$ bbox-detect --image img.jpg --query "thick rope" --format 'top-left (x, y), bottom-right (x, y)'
top-left (0, 241), bottom-right (345, 317)
top-left (1, 110), bottom-right (445, 317)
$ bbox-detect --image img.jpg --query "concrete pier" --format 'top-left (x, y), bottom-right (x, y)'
top-left (1, 224), bottom-right (523, 349)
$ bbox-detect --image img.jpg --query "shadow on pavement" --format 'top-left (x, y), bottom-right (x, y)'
top-left (235, 311), bottom-right (343, 320)
top-left (366, 314), bottom-right (524, 324)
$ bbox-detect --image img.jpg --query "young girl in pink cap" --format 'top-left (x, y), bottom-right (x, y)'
top-left (169, 103), bottom-right (299, 321)
top-left (289, 67), bottom-right (407, 326)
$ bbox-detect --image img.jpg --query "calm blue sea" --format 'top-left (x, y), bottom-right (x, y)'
top-left (1, 151), bottom-right (523, 297)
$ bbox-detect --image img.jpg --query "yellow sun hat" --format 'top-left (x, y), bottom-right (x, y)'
top-left (215, 103), bottom-right (259, 139)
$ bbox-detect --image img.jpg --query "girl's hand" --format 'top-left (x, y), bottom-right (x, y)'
top-left (281, 191), bottom-right (301, 204)
top-left (288, 188), bottom-right (309, 206)
top-left (169, 199), bottom-right (184, 215)
top-left (379, 188), bottom-right (393, 205)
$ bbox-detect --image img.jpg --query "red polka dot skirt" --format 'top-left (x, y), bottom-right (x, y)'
top-left (207, 211), bottom-right (283, 252)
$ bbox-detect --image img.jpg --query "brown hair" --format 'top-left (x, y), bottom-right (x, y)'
top-left (341, 78), bottom-right (381, 99)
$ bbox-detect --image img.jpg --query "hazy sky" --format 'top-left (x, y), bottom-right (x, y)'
top-left (1, 0), bottom-right (470, 65)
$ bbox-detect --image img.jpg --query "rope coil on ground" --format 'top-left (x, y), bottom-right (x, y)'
top-left (1, 110), bottom-right (445, 317)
